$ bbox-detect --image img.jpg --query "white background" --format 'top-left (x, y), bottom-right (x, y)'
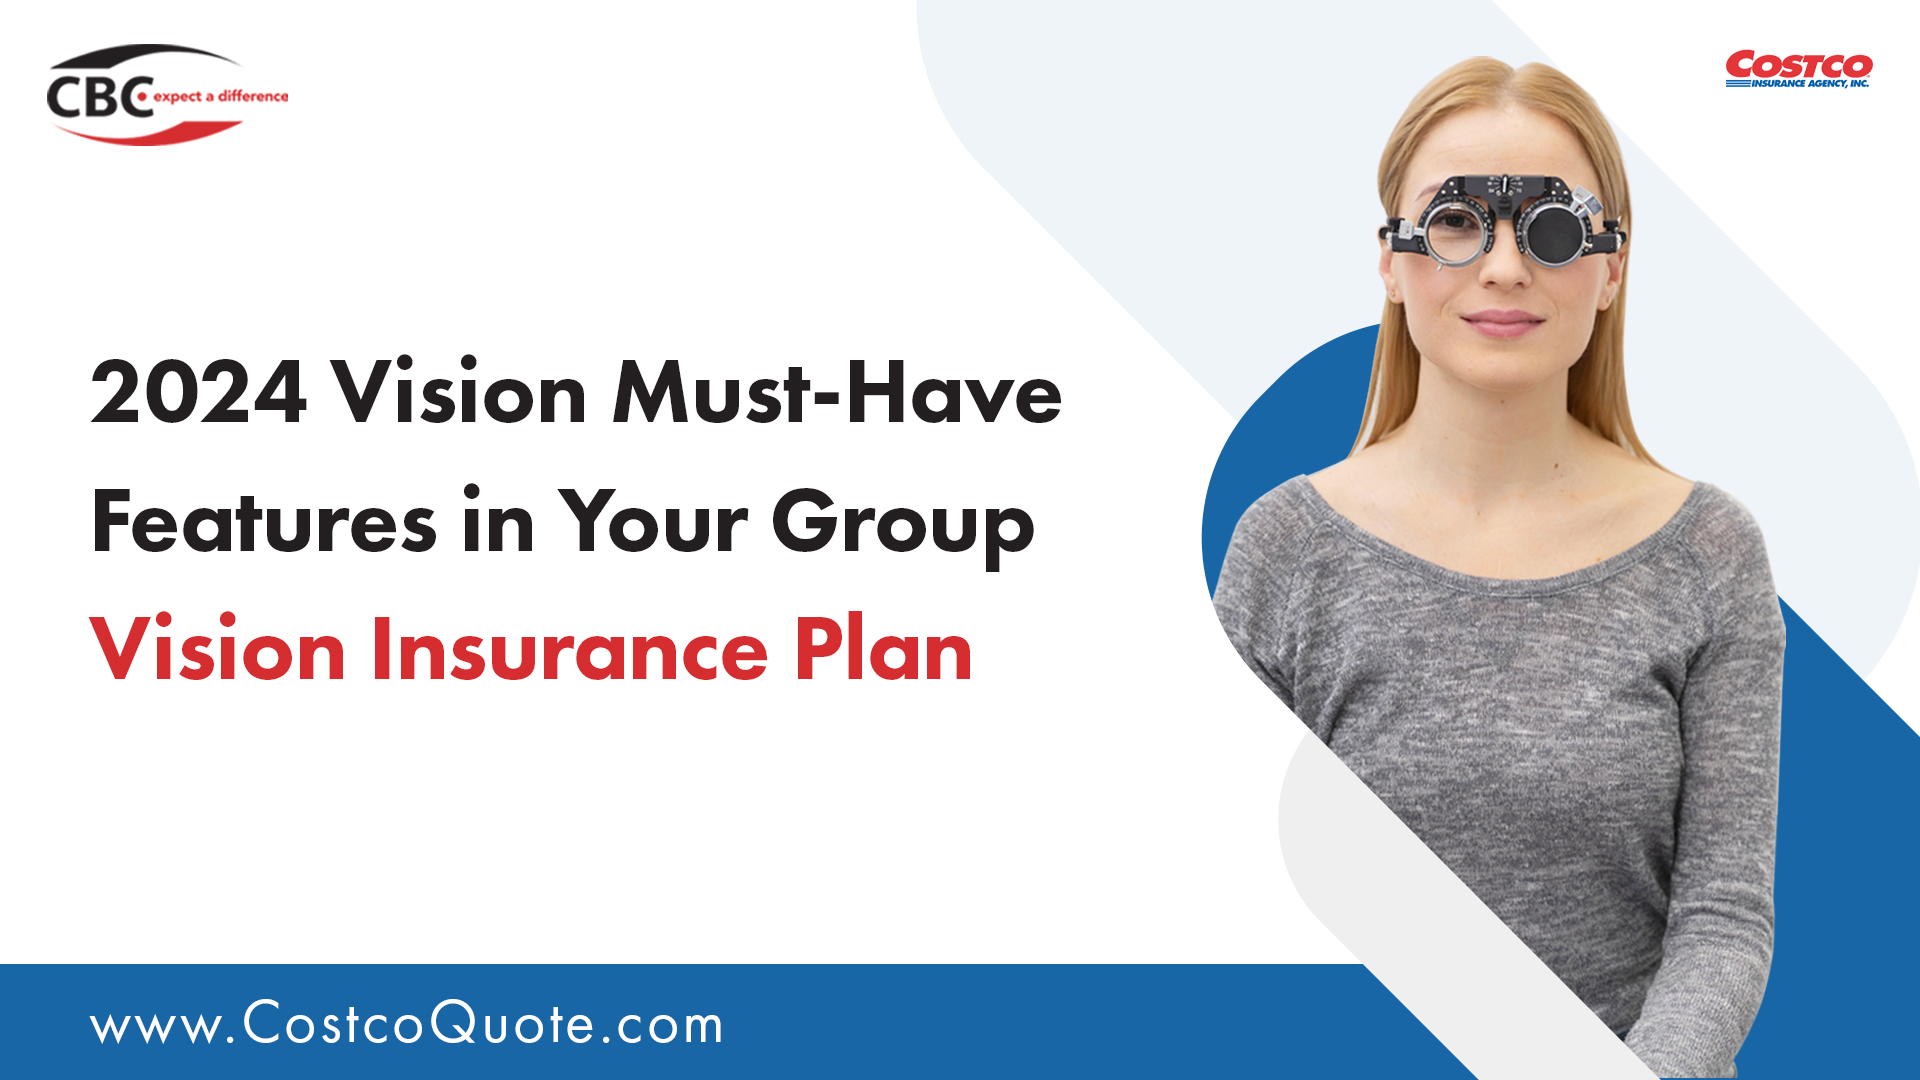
top-left (2, 3), bottom-right (1338, 964)
top-left (2, 4), bottom-right (1910, 1077)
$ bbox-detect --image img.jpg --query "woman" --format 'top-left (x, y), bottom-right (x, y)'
top-left (1214, 59), bottom-right (1784, 1078)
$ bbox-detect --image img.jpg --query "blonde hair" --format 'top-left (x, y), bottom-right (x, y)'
top-left (1356, 57), bottom-right (1655, 463)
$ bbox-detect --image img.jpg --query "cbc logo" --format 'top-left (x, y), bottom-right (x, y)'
top-left (47, 71), bottom-right (158, 119)
top-left (45, 43), bottom-right (277, 146)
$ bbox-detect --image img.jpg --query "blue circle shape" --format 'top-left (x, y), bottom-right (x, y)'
top-left (1202, 325), bottom-right (1377, 594)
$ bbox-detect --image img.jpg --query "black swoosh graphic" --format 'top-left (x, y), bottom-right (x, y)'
top-left (53, 44), bottom-right (236, 70)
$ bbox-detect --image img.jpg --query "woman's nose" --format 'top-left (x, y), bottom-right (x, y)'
top-left (1477, 219), bottom-right (1532, 287)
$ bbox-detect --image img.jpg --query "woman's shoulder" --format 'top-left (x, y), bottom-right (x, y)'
top-left (1231, 474), bottom-right (1326, 539)
top-left (1581, 456), bottom-right (1772, 590)
top-left (1672, 482), bottom-right (1778, 609)
top-left (1225, 474), bottom-right (1345, 570)
top-left (1215, 477), bottom-right (1330, 703)
top-left (1676, 482), bottom-right (1770, 559)
top-left (1217, 476), bottom-right (1331, 595)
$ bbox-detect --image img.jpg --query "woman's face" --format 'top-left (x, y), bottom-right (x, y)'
top-left (1380, 105), bottom-right (1624, 396)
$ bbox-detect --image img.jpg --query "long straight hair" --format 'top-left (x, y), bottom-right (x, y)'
top-left (1355, 58), bottom-right (1656, 464)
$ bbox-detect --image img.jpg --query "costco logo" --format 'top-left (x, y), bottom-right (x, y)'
top-left (1725, 50), bottom-right (1873, 89)
top-left (47, 44), bottom-right (287, 145)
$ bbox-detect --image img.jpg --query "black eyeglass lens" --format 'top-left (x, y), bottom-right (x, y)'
top-left (1524, 205), bottom-right (1585, 266)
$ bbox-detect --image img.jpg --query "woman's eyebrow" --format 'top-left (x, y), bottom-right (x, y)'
top-left (1413, 181), bottom-right (1442, 201)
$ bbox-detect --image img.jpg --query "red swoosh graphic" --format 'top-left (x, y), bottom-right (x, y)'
top-left (57, 120), bottom-right (241, 146)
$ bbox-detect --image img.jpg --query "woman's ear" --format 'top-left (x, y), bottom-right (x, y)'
top-left (1597, 245), bottom-right (1625, 311)
top-left (1379, 233), bottom-right (1402, 305)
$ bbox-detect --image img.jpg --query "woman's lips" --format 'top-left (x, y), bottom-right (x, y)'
top-left (1462, 309), bottom-right (1545, 339)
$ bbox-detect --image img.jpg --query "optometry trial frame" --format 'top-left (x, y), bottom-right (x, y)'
top-left (1381, 175), bottom-right (1626, 269)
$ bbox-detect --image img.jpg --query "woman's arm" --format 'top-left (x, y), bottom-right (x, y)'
top-left (1213, 482), bottom-right (1318, 711)
top-left (1625, 494), bottom-right (1785, 1078)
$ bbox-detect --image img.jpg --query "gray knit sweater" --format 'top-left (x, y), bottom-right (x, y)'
top-left (1214, 476), bottom-right (1783, 1078)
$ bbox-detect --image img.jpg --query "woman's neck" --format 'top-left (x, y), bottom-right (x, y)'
top-left (1379, 357), bottom-right (1600, 507)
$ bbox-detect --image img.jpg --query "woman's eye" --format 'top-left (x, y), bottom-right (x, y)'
top-left (1431, 212), bottom-right (1478, 234)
